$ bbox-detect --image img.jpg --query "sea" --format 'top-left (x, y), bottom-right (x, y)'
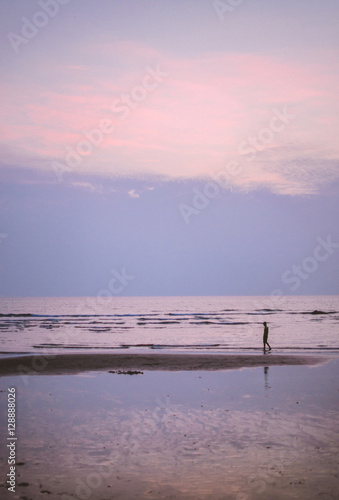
top-left (0, 295), bottom-right (338, 356)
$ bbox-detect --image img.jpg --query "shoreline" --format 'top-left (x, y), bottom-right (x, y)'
top-left (0, 352), bottom-right (330, 376)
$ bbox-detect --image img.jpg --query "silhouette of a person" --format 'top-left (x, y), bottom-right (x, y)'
top-left (263, 322), bottom-right (271, 352)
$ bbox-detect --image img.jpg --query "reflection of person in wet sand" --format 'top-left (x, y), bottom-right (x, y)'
top-left (263, 322), bottom-right (271, 352)
top-left (264, 366), bottom-right (270, 390)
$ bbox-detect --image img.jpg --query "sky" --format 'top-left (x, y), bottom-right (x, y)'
top-left (0, 0), bottom-right (338, 297)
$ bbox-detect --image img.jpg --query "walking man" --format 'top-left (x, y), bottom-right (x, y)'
top-left (263, 322), bottom-right (271, 352)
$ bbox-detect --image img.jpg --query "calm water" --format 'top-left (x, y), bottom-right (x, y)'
top-left (0, 295), bottom-right (338, 355)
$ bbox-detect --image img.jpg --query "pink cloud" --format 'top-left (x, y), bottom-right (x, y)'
top-left (1, 42), bottom-right (338, 193)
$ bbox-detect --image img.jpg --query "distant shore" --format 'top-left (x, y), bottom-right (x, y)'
top-left (0, 352), bottom-right (329, 376)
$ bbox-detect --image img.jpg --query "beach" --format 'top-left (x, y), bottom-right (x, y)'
top-left (0, 352), bottom-right (338, 499)
top-left (1, 295), bottom-right (338, 499)
top-left (1, 0), bottom-right (339, 494)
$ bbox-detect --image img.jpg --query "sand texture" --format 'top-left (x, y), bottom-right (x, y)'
top-left (0, 352), bottom-right (329, 376)
top-left (0, 358), bottom-right (338, 499)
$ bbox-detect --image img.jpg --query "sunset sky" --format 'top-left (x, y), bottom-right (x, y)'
top-left (1, 0), bottom-right (338, 296)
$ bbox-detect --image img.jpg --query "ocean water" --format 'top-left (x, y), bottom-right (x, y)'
top-left (0, 295), bottom-right (338, 355)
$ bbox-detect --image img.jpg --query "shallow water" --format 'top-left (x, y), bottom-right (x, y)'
top-left (0, 295), bottom-right (338, 355)
top-left (0, 358), bottom-right (338, 499)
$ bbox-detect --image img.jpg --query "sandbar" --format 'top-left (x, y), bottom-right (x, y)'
top-left (0, 352), bottom-right (329, 376)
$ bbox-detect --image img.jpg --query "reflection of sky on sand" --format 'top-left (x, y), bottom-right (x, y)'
top-left (0, 361), bottom-right (338, 499)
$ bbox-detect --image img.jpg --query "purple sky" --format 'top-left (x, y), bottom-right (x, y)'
top-left (0, 0), bottom-right (338, 296)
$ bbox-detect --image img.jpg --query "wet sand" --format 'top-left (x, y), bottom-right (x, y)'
top-left (0, 355), bottom-right (338, 500)
top-left (0, 352), bottom-right (329, 376)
